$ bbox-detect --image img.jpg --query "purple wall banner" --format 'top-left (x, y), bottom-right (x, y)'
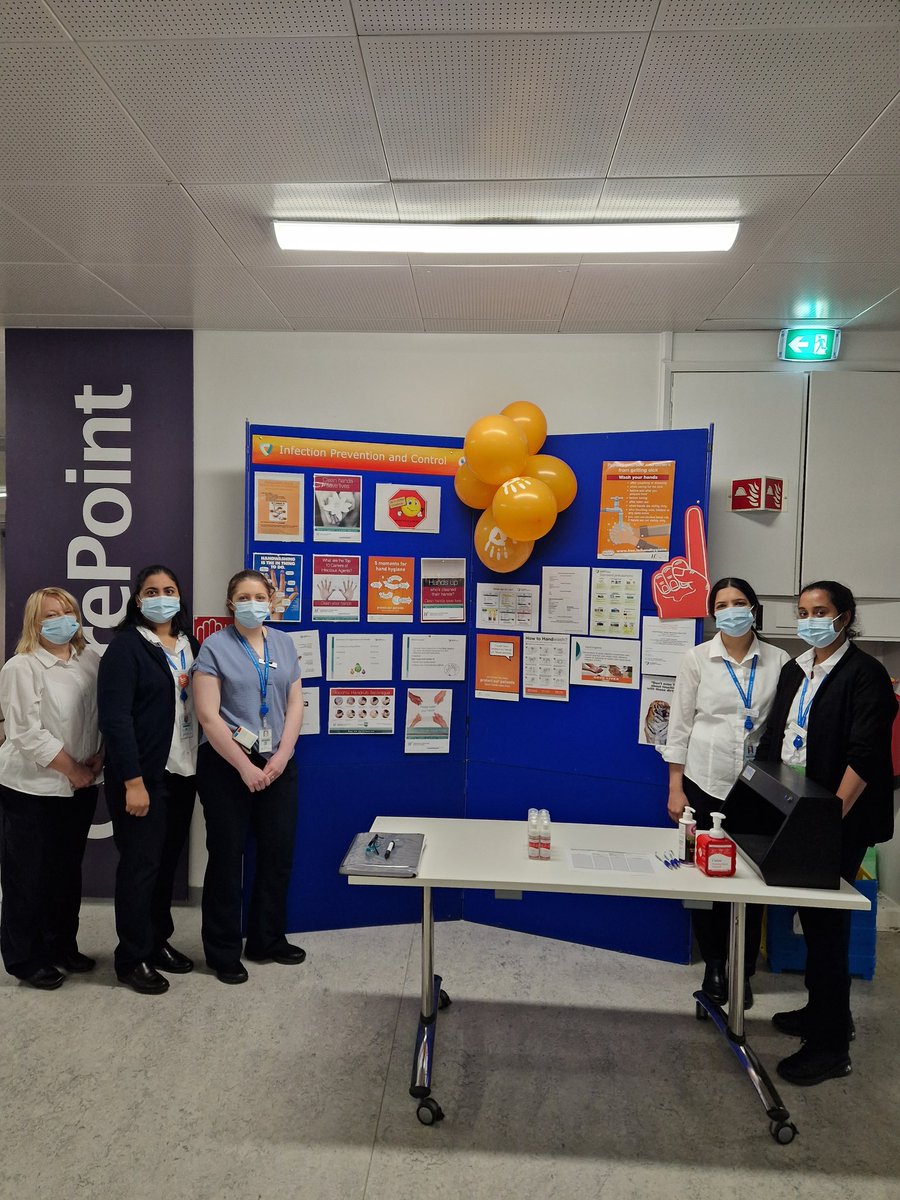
top-left (5, 329), bottom-right (194, 897)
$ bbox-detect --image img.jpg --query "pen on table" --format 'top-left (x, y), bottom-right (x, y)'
top-left (384, 840), bottom-right (395, 860)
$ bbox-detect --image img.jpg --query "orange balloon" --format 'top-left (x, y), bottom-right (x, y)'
top-left (492, 475), bottom-right (558, 542)
top-left (502, 401), bottom-right (547, 454)
top-left (524, 454), bottom-right (578, 512)
top-left (474, 508), bottom-right (534, 574)
top-left (454, 460), bottom-right (498, 509)
top-left (464, 415), bottom-right (528, 485)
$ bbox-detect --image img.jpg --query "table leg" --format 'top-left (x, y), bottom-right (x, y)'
top-left (694, 901), bottom-right (796, 1143)
top-left (410, 886), bottom-right (443, 1104)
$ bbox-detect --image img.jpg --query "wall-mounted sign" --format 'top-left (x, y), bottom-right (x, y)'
top-left (730, 476), bottom-right (784, 512)
top-left (777, 327), bottom-right (841, 362)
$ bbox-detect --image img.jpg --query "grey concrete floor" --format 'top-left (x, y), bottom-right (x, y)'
top-left (1, 902), bottom-right (898, 1200)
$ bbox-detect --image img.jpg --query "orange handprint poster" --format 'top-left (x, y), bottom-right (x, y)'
top-left (597, 460), bottom-right (675, 560)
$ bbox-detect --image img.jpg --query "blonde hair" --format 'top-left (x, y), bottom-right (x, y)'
top-left (16, 588), bottom-right (87, 655)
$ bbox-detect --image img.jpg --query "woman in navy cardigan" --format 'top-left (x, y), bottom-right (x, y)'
top-left (757, 580), bottom-right (897, 1087)
top-left (97, 565), bottom-right (199, 994)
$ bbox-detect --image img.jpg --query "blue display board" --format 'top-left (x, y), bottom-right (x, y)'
top-left (244, 423), bottom-right (711, 962)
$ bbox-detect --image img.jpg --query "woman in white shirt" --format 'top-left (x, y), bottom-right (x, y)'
top-left (662, 577), bottom-right (789, 1008)
top-left (0, 588), bottom-right (102, 990)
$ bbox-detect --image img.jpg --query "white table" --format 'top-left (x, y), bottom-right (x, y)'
top-left (347, 817), bottom-right (869, 1142)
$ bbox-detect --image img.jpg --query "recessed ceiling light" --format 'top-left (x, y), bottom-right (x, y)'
top-left (273, 221), bottom-right (740, 255)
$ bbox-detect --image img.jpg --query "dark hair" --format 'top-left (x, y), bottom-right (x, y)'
top-left (226, 569), bottom-right (274, 603)
top-left (118, 564), bottom-right (192, 635)
top-left (799, 579), bottom-right (858, 639)
top-left (707, 576), bottom-right (761, 620)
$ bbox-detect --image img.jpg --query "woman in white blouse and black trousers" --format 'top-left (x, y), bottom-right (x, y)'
top-left (0, 588), bottom-right (102, 989)
top-left (662, 577), bottom-right (789, 1008)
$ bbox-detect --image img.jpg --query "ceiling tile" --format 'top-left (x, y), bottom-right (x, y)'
top-left (655, 1), bottom-right (900, 28)
top-left (835, 93), bottom-right (900, 175)
top-left (711, 263), bottom-right (900, 320)
top-left (610, 31), bottom-right (900, 177)
top-left (0, 204), bottom-right (69, 262)
top-left (352, 1), bottom-right (658, 34)
top-left (189, 183), bottom-right (404, 266)
top-left (760, 176), bottom-right (900, 263)
top-left (561, 263), bottom-right (747, 330)
top-left (423, 318), bottom-right (562, 332)
top-left (0, 263), bottom-right (147, 315)
top-left (1, 313), bottom-right (160, 328)
top-left (696, 317), bottom-right (849, 331)
top-left (842, 287), bottom-right (900, 329)
top-left (362, 34), bottom-right (647, 179)
top-left (47, 0), bottom-right (356, 38)
top-left (84, 38), bottom-right (389, 184)
top-left (85, 261), bottom-right (292, 329)
top-left (393, 179), bottom-right (604, 221)
top-left (0, 2), bottom-right (68, 39)
top-left (0, 46), bottom-right (168, 183)
top-left (250, 264), bottom-right (422, 324)
top-left (412, 264), bottom-right (577, 319)
top-left (0, 184), bottom-right (233, 264)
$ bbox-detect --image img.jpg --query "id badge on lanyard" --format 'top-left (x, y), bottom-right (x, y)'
top-left (235, 629), bottom-right (273, 754)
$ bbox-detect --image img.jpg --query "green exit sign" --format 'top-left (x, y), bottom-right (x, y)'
top-left (777, 327), bottom-right (841, 361)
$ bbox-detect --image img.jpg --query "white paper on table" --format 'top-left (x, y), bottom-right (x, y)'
top-left (299, 687), bottom-right (320, 736)
top-left (326, 633), bottom-right (393, 681)
top-left (476, 582), bottom-right (540, 632)
top-left (540, 566), bottom-right (590, 635)
top-left (374, 482), bottom-right (441, 534)
top-left (638, 675), bottom-right (675, 747)
top-left (285, 629), bottom-right (322, 679)
top-left (590, 567), bottom-right (641, 638)
top-left (570, 635), bottom-right (640, 688)
top-left (522, 632), bottom-right (570, 701)
top-left (568, 849), bottom-right (656, 873)
top-left (404, 687), bottom-right (452, 754)
top-left (401, 634), bottom-right (466, 681)
top-left (641, 616), bottom-right (697, 675)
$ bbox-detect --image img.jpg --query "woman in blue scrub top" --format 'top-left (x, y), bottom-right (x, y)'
top-left (193, 569), bottom-right (304, 985)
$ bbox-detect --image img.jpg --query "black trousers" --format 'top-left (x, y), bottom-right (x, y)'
top-left (0, 784), bottom-right (98, 978)
top-left (683, 776), bottom-right (762, 976)
top-left (798, 837), bottom-right (868, 1054)
top-left (197, 743), bottom-right (299, 970)
top-left (106, 771), bottom-right (196, 971)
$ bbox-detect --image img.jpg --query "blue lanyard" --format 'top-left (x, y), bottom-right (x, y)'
top-left (724, 655), bottom-right (757, 732)
top-left (792, 676), bottom-right (816, 749)
top-left (234, 629), bottom-right (270, 722)
top-left (163, 646), bottom-right (188, 702)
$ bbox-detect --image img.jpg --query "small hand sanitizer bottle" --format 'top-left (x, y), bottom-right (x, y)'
top-left (527, 808), bottom-right (540, 859)
top-left (539, 809), bottom-right (551, 860)
top-left (678, 804), bottom-right (697, 863)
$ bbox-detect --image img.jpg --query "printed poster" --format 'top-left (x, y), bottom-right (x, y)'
top-left (328, 687), bottom-right (395, 735)
top-left (404, 688), bottom-right (452, 754)
top-left (639, 676), bottom-right (675, 747)
top-left (299, 687), bottom-right (320, 736)
top-left (313, 473), bottom-right (362, 542)
top-left (590, 567), bottom-right (640, 638)
top-left (401, 634), bottom-right (467, 681)
top-left (252, 552), bottom-right (301, 622)
top-left (474, 633), bottom-right (520, 701)
top-left (476, 582), bottom-right (540, 632)
top-left (326, 633), bottom-right (393, 681)
top-left (285, 629), bottom-right (322, 678)
top-left (641, 616), bottom-right (696, 675)
top-left (374, 482), bottom-right (442, 534)
top-left (367, 556), bottom-right (415, 622)
top-left (421, 558), bottom-right (466, 622)
top-left (570, 636), bottom-right (639, 689)
top-left (597, 460), bottom-right (675, 560)
top-left (522, 633), bottom-right (570, 701)
top-left (540, 566), bottom-right (590, 635)
top-left (312, 555), bottom-right (360, 622)
top-left (254, 473), bottom-right (304, 542)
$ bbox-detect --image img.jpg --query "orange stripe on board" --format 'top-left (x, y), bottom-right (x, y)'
top-left (252, 435), bottom-right (463, 475)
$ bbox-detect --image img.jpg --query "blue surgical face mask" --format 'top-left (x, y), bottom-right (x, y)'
top-left (233, 600), bottom-right (270, 629)
top-left (140, 595), bottom-right (181, 623)
top-left (715, 607), bottom-right (755, 636)
top-left (797, 615), bottom-right (842, 648)
top-left (41, 615), bottom-right (80, 645)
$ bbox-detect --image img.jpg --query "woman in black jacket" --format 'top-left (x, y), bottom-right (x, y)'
top-left (756, 580), bottom-right (897, 1087)
top-left (97, 565), bottom-right (199, 994)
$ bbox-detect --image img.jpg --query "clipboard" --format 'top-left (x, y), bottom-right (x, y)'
top-left (339, 832), bottom-right (425, 878)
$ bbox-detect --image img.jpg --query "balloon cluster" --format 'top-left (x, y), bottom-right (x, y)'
top-left (455, 402), bottom-right (577, 573)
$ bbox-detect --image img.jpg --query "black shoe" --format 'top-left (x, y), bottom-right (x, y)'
top-left (743, 979), bottom-right (754, 1010)
top-left (701, 960), bottom-right (727, 1005)
top-left (23, 966), bottom-right (65, 990)
top-left (214, 962), bottom-right (249, 985)
top-left (116, 963), bottom-right (169, 994)
top-left (57, 950), bottom-right (96, 973)
top-left (777, 1044), bottom-right (851, 1086)
top-left (245, 942), bottom-right (307, 966)
top-left (773, 1007), bottom-right (856, 1042)
top-left (150, 942), bottom-right (194, 974)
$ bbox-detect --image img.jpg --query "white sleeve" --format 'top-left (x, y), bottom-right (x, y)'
top-left (0, 658), bottom-right (64, 768)
top-left (659, 648), bottom-right (702, 766)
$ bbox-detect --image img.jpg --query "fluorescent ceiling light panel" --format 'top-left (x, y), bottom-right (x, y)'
top-left (273, 221), bottom-right (740, 255)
